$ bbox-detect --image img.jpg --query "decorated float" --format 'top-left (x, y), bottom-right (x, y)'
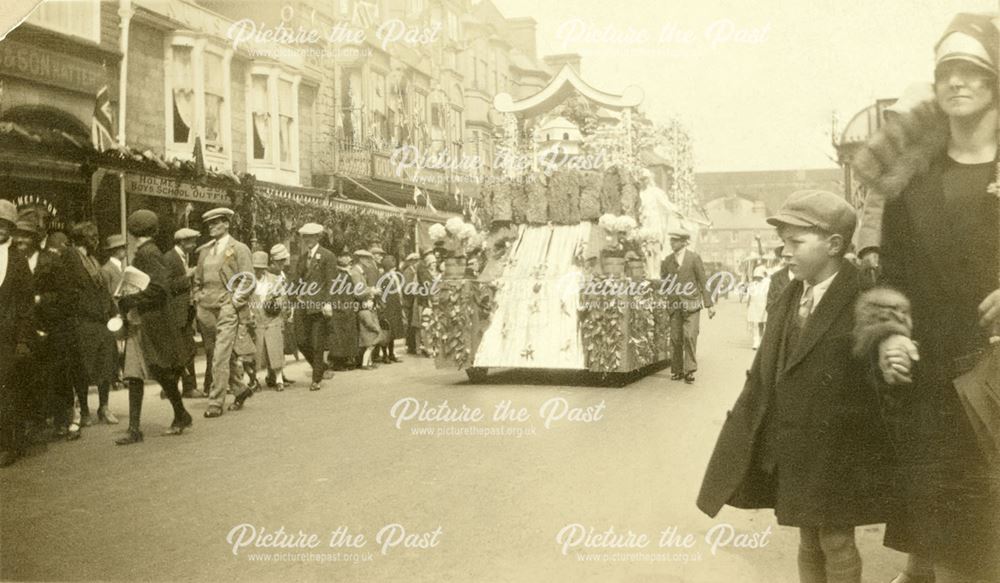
top-left (426, 66), bottom-right (702, 383)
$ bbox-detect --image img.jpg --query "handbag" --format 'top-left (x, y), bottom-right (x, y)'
top-left (953, 341), bottom-right (1000, 467)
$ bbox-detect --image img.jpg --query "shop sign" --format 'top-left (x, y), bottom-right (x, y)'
top-left (0, 39), bottom-right (104, 95)
top-left (124, 173), bottom-right (230, 204)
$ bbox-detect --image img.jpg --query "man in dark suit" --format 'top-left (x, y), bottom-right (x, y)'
top-left (114, 210), bottom-right (193, 444)
top-left (63, 222), bottom-right (119, 426)
top-left (14, 213), bottom-right (80, 441)
top-left (165, 227), bottom-right (200, 397)
top-left (400, 253), bottom-right (419, 355)
top-left (660, 231), bottom-right (714, 383)
top-left (0, 201), bottom-right (34, 467)
top-left (292, 222), bottom-right (336, 391)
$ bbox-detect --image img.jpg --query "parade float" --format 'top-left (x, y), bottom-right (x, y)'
top-left (426, 65), bottom-right (703, 383)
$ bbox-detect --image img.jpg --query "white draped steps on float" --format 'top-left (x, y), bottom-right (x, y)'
top-left (474, 223), bottom-right (591, 369)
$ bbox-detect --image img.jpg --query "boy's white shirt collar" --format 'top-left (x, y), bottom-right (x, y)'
top-left (674, 248), bottom-right (686, 265)
top-left (110, 256), bottom-right (122, 270)
top-left (801, 270), bottom-right (838, 315)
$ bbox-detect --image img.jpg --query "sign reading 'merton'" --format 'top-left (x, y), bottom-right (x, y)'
top-left (125, 173), bottom-right (230, 204)
top-left (0, 40), bottom-right (104, 95)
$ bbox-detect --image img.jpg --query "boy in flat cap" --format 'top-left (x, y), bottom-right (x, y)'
top-left (698, 190), bottom-right (894, 583)
top-left (851, 12), bottom-right (1000, 582)
top-left (193, 207), bottom-right (255, 416)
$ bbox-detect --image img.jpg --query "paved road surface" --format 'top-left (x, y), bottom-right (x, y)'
top-left (0, 298), bottom-right (906, 582)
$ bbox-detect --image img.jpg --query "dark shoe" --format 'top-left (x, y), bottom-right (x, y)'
top-left (227, 390), bottom-right (252, 411)
top-left (114, 429), bottom-right (143, 445)
top-left (53, 426), bottom-right (69, 440)
top-left (274, 382), bottom-right (284, 392)
top-left (182, 389), bottom-right (205, 399)
top-left (684, 373), bottom-right (695, 384)
top-left (249, 378), bottom-right (262, 393)
top-left (670, 373), bottom-right (684, 381)
top-left (203, 407), bottom-right (223, 418)
top-left (66, 423), bottom-right (82, 441)
top-left (164, 411), bottom-right (193, 435)
top-left (309, 382), bottom-right (322, 391)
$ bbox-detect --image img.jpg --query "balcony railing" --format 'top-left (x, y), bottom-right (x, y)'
top-left (336, 140), bottom-right (453, 192)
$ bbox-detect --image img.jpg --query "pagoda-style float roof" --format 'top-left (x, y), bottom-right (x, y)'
top-left (493, 64), bottom-right (644, 117)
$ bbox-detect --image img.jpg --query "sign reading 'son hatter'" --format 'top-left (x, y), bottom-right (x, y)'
top-left (124, 173), bottom-right (229, 205)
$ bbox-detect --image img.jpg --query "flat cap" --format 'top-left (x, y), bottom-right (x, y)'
top-left (174, 227), bottom-right (200, 241)
top-left (252, 251), bottom-right (270, 268)
top-left (298, 222), bottom-right (324, 236)
top-left (353, 249), bottom-right (373, 258)
top-left (103, 234), bottom-right (126, 250)
top-left (0, 200), bottom-right (16, 225)
top-left (767, 190), bottom-right (857, 239)
top-left (126, 209), bottom-right (159, 236)
top-left (202, 207), bottom-right (234, 222)
top-left (667, 230), bottom-right (690, 240)
top-left (404, 252), bottom-right (420, 262)
top-left (269, 243), bottom-right (290, 261)
top-left (369, 245), bottom-right (386, 254)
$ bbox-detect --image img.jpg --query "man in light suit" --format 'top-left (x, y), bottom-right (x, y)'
top-left (660, 230), bottom-right (714, 384)
top-left (193, 208), bottom-right (255, 417)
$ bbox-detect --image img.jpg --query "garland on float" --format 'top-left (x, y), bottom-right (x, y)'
top-left (429, 280), bottom-right (471, 368)
top-left (580, 276), bottom-right (625, 372)
top-left (627, 282), bottom-right (658, 367)
top-left (654, 302), bottom-right (672, 359)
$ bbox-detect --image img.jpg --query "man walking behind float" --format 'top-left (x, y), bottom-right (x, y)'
top-left (193, 207), bottom-right (255, 417)
top-left (660, 230), bottom-right (715, 384)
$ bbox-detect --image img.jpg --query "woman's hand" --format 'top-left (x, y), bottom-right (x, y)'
top-left (878, 334), bottom-right (920, 385)
top-left (977, 288), bottom-right (1000, 335)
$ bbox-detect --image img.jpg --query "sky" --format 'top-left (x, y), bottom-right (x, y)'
top-left (493, 0), bottom-right (999, 172)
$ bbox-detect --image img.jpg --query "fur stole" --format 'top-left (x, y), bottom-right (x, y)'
top-left (850, 100), bottom-right (949, 202)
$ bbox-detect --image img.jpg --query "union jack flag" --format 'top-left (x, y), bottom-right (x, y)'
top-left (91, 85), bottom-right (116, 151)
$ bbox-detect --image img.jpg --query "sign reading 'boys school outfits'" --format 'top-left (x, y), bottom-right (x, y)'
top-left (124, 174), bottom-right (229, 205)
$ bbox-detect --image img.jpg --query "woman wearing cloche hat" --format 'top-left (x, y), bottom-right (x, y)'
top-left (852, 12), bottom-right (1000, 582)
